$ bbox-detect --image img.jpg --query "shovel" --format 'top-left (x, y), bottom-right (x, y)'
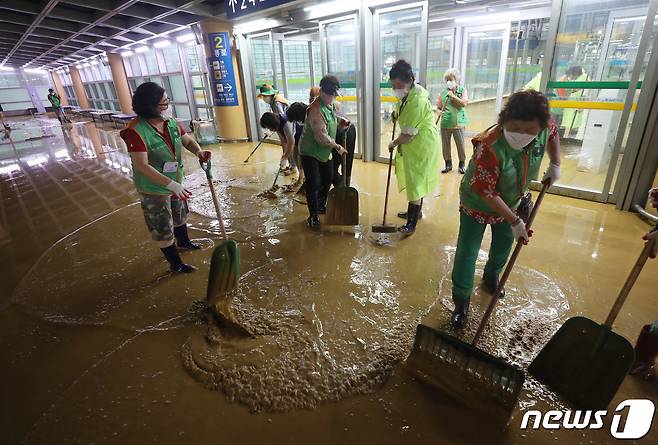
top-left (325, 130), bottom-right (359, 226)
top-left (372, 119), bottom-right (397, 233)
top-left (200, 160), bottom-right (252, 337)
top-left (528, 232), bottom-right (656, 410)
top-left (407, 182), bottom-right (550, 422)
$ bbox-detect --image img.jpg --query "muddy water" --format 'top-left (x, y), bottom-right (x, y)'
top-left (1, 117), bottom-right (657, 444)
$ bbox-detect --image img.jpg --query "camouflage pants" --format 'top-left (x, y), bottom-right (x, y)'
top-left (139, 193), bottom-right (188, 241)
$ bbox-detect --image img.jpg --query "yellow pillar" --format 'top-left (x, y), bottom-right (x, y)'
top-left (199, 20), bottom-right (249, 140)
top-left (69, 66), bottom-right (90, 109)
top-left (51, 72), bottom-right (69, 106)
top-left (107, 53), bottom-right (133, 113)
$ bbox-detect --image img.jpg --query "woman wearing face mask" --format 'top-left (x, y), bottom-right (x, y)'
top-left (120, 82), bottom-right (211, 273)
top-left (449, 90), bottom-right (560, 328)
top-left (387, 59), bottom-right (441, 235)
top-left (258, 84), bottom-right (296, 176)
top-left (436, 68), bottom-right (469, 174)
top-left (299, 75), bottom-right (349, 229)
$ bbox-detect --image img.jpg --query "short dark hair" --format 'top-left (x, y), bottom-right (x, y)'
top-left (48, 88), bottom-right (54, 92)
top-left (286, 102), bottom-right (308, 123)
top-left (132, 82), bottom-right (165, 119)
top-left (259, 112), bottom-right (279, 131)
top-left (319, 75), bottom-right (340, 96)
top-left (389, 60), bottom-right (415, 83)
top-left (498, 90), bottom-right (551, 128)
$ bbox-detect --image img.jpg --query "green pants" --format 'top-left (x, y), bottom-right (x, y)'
top-left (451, 210), bottom-right (515, 301)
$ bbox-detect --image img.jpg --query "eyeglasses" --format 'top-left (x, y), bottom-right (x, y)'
top-left (158, 99), bottom-right (170, 107)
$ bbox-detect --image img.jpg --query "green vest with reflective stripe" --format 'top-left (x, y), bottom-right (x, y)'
top-left (48, 93), bottom-right (61, 107)
top-left (460, 125), bottom-right (548, 214)
top-left (299, 101), bottom-right (337, 162)
top-left (130, 118), bottom-right (184, 195)
top-left (440, 86), bottom-right (468, 128)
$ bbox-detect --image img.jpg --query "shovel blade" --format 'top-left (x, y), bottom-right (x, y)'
top-left (407, 324), bottom-right (524, 423)
top-left (207, 240), bottom-right (240, 303)
top-left (325, 186), bottom-right (359, 226)
top-left (528, 316), bottom-right (635, 410)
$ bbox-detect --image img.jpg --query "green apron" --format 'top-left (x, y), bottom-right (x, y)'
top-left (440, 85), bottom-right (468, 128)
top-left (394, 84), bottom-right (441, 202)
top-left (299, 101), bottom-right (337, 163)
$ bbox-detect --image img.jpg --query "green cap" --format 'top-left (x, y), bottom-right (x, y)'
top-left (257, 84), bottom-right (278, 97)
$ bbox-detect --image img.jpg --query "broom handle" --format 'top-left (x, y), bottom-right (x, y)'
top-left (603, 237), bottom-right (655, 327)
top-left (200, 160), bottom-right (228, 241)
top-left (271, 166), bottom-right (281, 188)
top-left (472, 181), bottom-right (550, 346)
top-left (382, 120), bottom-right (397, 225)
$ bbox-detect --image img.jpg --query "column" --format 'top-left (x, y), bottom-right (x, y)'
top-left (107, 53), bottom-right (133, 113)
top-left (50, 72), bottom-right (69, 106)
top-left (199, 20), bottom-right (249, 141)
top-left (69, 66), bottom-right (90, 109)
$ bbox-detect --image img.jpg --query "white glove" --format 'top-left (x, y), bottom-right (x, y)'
top-left (542, 162), bottom-right (560, 184)
top-left (511, 218), bottom-right (530, 244)
top-left (166, 180), bottom-right (192, 200)
top-left (280, 155), bottom-right (288, 169)
top-left (648, 188), bottom-right (658, 207)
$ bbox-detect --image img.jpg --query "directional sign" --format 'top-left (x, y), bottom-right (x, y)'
top-left (207, 32), bottom-right (239, 107)
top-left (226, 0), bottom-right (296, 19)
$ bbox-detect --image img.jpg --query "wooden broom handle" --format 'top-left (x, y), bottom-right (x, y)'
top-left (382, 119), bottom-right (397, 226)
top-left (200, 160), bottom-right (228, 241)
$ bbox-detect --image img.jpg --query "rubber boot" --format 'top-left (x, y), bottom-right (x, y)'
top-left (398, 202), bottom-right (421, 235)
top-left (458, 161), bottom-right (465, 174)
top-left (174, 224), bottom-right (200, 250)
top-left (629, 324), bottom-right (658, 380)
top-left (160, 244), bottom-right (196, 273)
top-left (451, 295), bottom-right (470, 329)
top-left (441, 160), bottom-right (453, 174)
top-left (483, 271), bottom-right (505, 299)
top-left (397, 198), bottom-right (423, 220)
top-left (307, 214), bottom-right (320, 229)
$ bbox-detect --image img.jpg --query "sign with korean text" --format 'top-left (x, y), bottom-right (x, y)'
top-left (208, 32), bottom-right (239, 107)
top-left (226, 0), bottom-right (296, 19)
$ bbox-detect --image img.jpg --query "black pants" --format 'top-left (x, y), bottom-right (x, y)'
top-left (332, 124), bottom-right (356, 186)
top-left (301, 155), bottom-right (333, 216)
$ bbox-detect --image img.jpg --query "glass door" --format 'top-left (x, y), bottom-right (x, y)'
top-left (320, 15), bottom-right (361, 156)
top-left (248, 32), bottom-right (276, 140)
top-left (426, 28), bottom-right (455, 112)
top-left (461, 24), bottom-right (510, 134)
top-left (373, 3), bottom-right (428, 162)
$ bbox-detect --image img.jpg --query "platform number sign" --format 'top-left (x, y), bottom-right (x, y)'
top-left (226, 0), bottom-right (296, 19)
top-left (207, 32), bottom-right (239, 107)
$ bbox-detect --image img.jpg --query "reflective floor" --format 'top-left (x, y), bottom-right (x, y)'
top-left (1, 115), bottom-right (657, 444)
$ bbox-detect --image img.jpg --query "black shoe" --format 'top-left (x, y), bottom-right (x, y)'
top-left (483, 271), bottom-right (505, 299)
top-left (174, 224), bottom-right (201, 250)
top-left (160, 244), bottom-right (196, 273)
top-left (398, 202), bottom-right (422, 236)
top-left (441, 160), bottom-right (453, 174)
top-left (458, 161), bottom-right (465, 174)
top-left (451, 295), bottom-right (470, 329)
top-left (307, 215), bottom-right (320, 229)
top-left (397, 198), bottom-right (423, 220)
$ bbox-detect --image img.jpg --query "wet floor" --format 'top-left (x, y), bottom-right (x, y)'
top-left (0, 116), bottom-right (656, 444)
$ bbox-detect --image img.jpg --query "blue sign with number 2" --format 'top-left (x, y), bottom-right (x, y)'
top-left (207, 32), bottom-right (238, 107)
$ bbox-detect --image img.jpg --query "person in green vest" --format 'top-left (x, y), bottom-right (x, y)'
top-left (47, 88), bottom-right (71, 124)
top-left (436, 68), bottom-right (469, 174)
top-left (450, 90), bottom-right (561, 328)
top-left (561, 66), bottom-right (587, 137)
top-left (388, 59), bottom-right (441, 235)
top-left (299, 75), bottom-right (349, 229)
top-left (120, 82), bottom-right (211, 273)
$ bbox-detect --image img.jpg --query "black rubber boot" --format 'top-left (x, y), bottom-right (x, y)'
top-left (630, 324), bottom-right (658, 380)
top-left (483, 271), bottom-right (505, 299)
top-left (174, 224), bottom-right (200, 250)
top-left (397, 198), bottom-right (423, 219)
top-left (160, 244), bottom-right (196, 273)
top-left (458, 161), bottom-right (465, 174)
top-left (441, 160), bottom-right (453, 174)
top-left (398, 202), bottom-right (421, 236)
top-left (307, 214), bottom-right (320, 229)
top-left (451, 295), bottom-right (470, 329)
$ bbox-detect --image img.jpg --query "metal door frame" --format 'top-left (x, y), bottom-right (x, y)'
top-left (245, 31), bottom-right (276, 141)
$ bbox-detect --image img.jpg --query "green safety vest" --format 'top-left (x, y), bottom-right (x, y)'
top-left (48, 93), bottom-right (61, 107)
top-left (460, 125), bottom-right (548, 214)
top-left (299, 100), bottom-right (337, 162)
top-left (128, 117), bottom-right (184, 195)
top-left (440, 86), bottom-right (468, 128)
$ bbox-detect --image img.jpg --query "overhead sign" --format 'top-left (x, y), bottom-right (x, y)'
top-left (226, 0), bottom-right (296, 19)
top-left (207, 32), bottom-right (239, 107)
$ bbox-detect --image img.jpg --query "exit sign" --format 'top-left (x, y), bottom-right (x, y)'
top-left (226, 0), bottom-right (297, 19)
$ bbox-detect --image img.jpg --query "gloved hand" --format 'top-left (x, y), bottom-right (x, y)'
top-left (197, 150), bottom-right (211, 162)
top-left (280, 155), bottom-right (289, 169)
top-left (391, 111), bottom-right (398, 123)
top-left (166, 180), bottom-right (192, 200)
top-left (643, 229), bottom-right (658, 258)
top-left (511, 217), bottom-right (533, 244)
top-left (542, 162), bottom-right (560, 184)
top-left (388, 140), bottom-right (397, 153)
top-left (339, 117), bottom-right (351, 128)
top-left (648, 188), bottom-right (658, 207)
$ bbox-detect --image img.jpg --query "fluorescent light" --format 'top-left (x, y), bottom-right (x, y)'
top-left (23, 68), bottom-right (47, 74)
top-left (90, 60), bottom-right (99, 65)
top-left (153, 40), bottom-right (171, 48)
top-left (176, 33), bottom-right (195, 43)
top-left (75, 65), bottom-right (83, 69)
top-left (0, 66), bottom-right (14, 71)
top-left (234, 18), bottom-right (272, 33)
top-left (121, 50), bottom-right (134, 57)
top-left (83, 63), bottom-right (90, 67)
top-left (303, 0), bottom-right (353, 14)
top-left (135, 46), bottom-right (149, 53)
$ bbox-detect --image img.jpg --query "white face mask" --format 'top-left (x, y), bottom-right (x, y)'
top-left (446, 80), bottom-right (456, 90)
top-left (504, 128), bottom-right (537, 150)
top-left (392, 87), bottom-right (409, 100)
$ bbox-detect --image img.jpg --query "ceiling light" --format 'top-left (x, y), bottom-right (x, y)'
top-left (153, 40), bottom-right (171, 48)
top-left (90, 60), bottom-right (99, 65)
top-left (23, 68), bottom-right (47, 74)
top-left (176, 33), bottom-right (195, 43)
top-left (135, 46), bottom-right (149, 53)
top-left (75, 65), bottom-right (83, 69)
top-left (0, 66), bottom-right (14, 71)
top-left (121, 50), bottom-right (134, 57)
